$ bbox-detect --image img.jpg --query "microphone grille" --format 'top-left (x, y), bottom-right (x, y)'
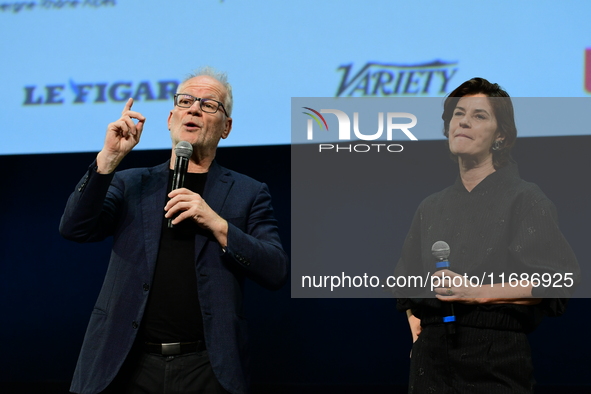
top-left (431, 241), bottom-right (450, 260)
top-left (175, 141), bottom-right (193, 158)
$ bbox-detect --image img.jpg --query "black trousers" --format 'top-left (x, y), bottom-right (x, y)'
top-left (101, 348), bottom-right (230, 394)
top-left (409, 324), bottom-right (535, 394)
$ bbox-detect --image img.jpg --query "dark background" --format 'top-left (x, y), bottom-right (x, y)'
top-left (0, 136), bottom-right (589, 393)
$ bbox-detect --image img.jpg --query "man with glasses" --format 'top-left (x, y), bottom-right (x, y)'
top-left (60, 68), bottom-right (288, 394)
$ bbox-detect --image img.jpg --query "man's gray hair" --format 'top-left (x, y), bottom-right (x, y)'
top-left (178, 66), bottom-right (234, 116)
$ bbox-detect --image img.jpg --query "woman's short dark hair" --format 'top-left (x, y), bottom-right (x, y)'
top-left (442, 77), bottom-right (517, 169)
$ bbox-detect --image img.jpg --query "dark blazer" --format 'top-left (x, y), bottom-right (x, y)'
top-left (60, 160), bottom-right (289, 394)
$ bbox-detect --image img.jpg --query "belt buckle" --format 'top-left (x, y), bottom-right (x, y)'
top-left (161, 342), bottom-right (181, 356)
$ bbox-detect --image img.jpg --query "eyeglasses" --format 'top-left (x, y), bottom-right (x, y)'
top-left (174, 93), bottom-right (228, 116)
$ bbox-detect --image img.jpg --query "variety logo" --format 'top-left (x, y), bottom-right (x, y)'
top-left (301, 106), bottom-right (417, 153)
top-left (585, 48), bottom-right (591, 94)
top-left (23, 79), bottom-right (179, 105)
top-left (335, 60), bottom-right (458, 97)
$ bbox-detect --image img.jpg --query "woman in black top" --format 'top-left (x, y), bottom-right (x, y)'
top-left (395, 78), bottom-right (579, 393)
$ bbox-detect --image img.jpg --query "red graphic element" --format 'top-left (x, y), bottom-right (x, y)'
top-left (303, 107), bottom-right (329, 130)
top-left (586, 48), bottom-right (591, 93)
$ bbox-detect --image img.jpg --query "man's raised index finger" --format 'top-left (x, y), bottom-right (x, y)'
top-left (122, 97), bottom-right (134, 115)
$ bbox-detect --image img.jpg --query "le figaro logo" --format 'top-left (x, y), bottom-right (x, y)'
top-left (301, 106), bottom-right (418, 153)
top-left (22, 79), bottom-right (179, 105)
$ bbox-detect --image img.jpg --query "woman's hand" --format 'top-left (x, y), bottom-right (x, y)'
top-left (432, 269), bottom-right (541, 305)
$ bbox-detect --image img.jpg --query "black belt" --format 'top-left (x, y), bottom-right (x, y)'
top-left (144, 341), bottom-right (206, 356)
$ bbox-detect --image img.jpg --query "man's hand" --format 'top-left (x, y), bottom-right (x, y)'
top-left (96, 98), bottom-right (146, 174)
top-left (165, 188), bottom-right (228, 248)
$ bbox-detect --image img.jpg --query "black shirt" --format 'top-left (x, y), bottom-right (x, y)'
top-left (141, 170), bottom-right (208, 343)
top-left (394, 164), bottom-right (579, 332)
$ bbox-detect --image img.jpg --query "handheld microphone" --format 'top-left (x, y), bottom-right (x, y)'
top-left (168, 141), bottom-right (193, 228)
top-left (431, 241), bottom-right (456, 334)
top-left (432, 241), bottom-right (451, 269)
